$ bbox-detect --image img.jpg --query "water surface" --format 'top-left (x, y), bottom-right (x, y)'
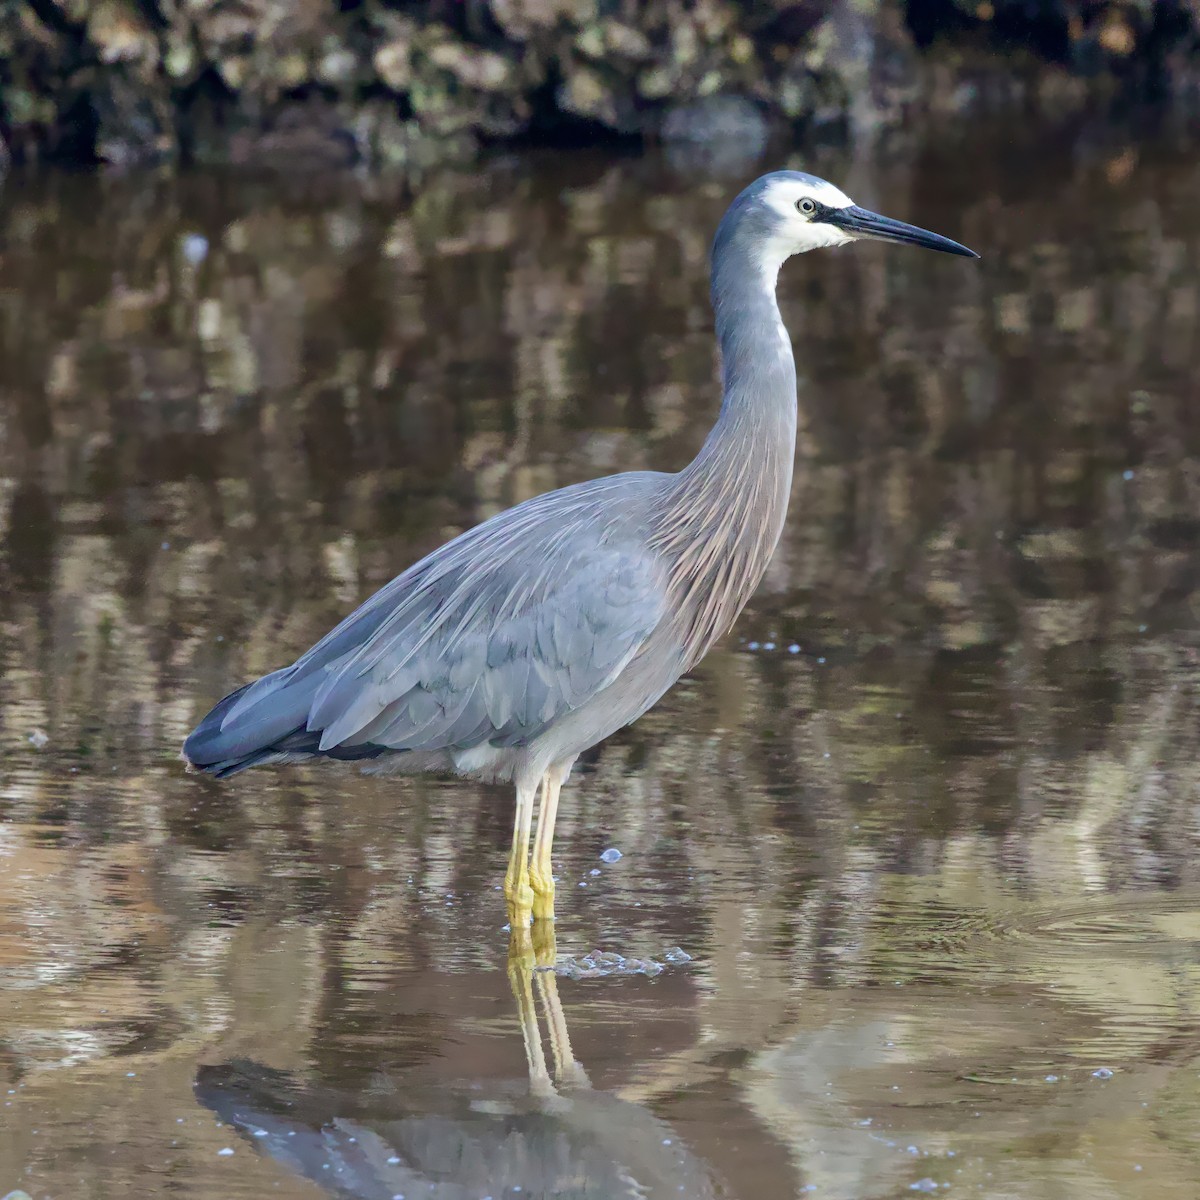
top-left (4, 124), bottom-right (1200, 1198)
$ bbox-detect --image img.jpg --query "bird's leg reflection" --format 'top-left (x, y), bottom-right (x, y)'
top-left (507, 922), bottom-right (588, 1099)
top-left (535, 962), bottom-right (590, 1089)
top-left (509, 928), bottom-right (555, 1098)
top-left (504, 778), bottom-right (537, 926)
top-left (530, 764), bottom-right (566, 922)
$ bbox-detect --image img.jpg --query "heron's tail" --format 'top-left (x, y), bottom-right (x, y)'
top-left (183, 668), bottom-right (387, 778)
top-left (182, 669), bottom-right (311, 778)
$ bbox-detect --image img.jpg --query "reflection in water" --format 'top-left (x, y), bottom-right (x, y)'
top-left (4, 122), bottom-right (1200, 1198)
top-left (194, 931), bottom-right (721, 1200)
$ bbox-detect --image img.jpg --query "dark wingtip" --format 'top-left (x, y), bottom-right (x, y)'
top-left (181, 746), bottom-right (277, 779)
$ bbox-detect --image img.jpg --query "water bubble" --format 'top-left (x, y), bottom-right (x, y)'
top-left (1045, 1074), bottom-right (1059, 1083)
top-left (817, 656), bottom-right (826, 664)
top-left (1092, 1067), bottom-right (1114, 1080)
top-left (217, 1147), bottom-right (235, 1157)
top-left (589, 868), bottom-right (601, 876)
top-left (664, 946), bottom-right (692, 963)
top-left (182, 234), bottom-right (209, 265)
top-left (747, 641), bottom-right (759, 650)
top-left (1123, 469), bottom-right (1134, 481)
top-left (788, 643), bottom-right (800, 653)
top-left (600, 847), bottom-right (622, 863)
top-left (387, 1156), bottom-right (401, 1165)
top-left (763, 642), bottom-right (775, 650)
top-left (27, 729), bottom-right (48, 749)
top-left (910, 1181), bottom-right (939, 1194)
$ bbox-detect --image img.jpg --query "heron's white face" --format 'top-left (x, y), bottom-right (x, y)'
top-left (735, 170), bottom-right (978, 282)
top-left (757, 175), bottom-right (857, 264)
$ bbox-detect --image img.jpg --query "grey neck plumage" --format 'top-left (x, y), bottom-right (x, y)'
top-left (651, 210), bottom-right (798, 666)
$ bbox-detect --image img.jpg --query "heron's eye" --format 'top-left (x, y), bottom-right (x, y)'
top-left (797, 198), bottom-right (817, 216)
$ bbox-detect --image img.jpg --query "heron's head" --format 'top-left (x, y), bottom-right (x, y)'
top-left (725, 170), bottom-right (978, 271)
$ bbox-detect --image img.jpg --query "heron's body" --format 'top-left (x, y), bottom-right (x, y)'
top-left (184, 170), bottom-right (976, 926)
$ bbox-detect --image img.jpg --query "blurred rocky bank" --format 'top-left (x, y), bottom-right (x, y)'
top-left (2, 0), bottom-right (1199, 170)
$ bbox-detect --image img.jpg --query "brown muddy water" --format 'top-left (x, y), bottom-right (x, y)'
top-left (4, 122), bottom-right (1200, 1200)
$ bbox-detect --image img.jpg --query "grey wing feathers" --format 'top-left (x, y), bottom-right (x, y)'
top-left (310, 549), bottom-right (663, 753)
top-left (199, 482), bottom-right (667, 767)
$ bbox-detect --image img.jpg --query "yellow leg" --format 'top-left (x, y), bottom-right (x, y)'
top-left (530, 911), bottom-right (558, 968)
top-left (530, 764), bottom-right (566, 922)
top-left (504, 779), bottom-right (537, 927)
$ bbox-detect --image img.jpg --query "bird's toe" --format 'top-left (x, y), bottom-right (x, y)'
top-left (505, 875), bottom-right (536, 928)
top-left (530, 866), bottom-right (556, 922)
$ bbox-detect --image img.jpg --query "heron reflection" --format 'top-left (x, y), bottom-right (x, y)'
top-left (194, 928), bottom-right (721, 1199)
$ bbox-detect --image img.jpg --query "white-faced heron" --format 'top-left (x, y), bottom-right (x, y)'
top-left (183, 171), bottom-right (978, 927)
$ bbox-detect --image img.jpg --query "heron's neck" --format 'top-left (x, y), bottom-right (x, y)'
top-left (675, 245), bottom-right (797, 520)
top-left (653, 245), bottom-right (798, 663)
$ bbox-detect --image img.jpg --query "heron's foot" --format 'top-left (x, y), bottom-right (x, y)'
top-left (530, 916), bottom-right (557, 968)
top-left (529, 864), bottom-right (555, 923)
top-left (509, 920), bottom-right (556, 969)
top-left (507, 895), bottom-right (535, 930)
top-left (505, 869), bottom-right (535, 929)
top-left (508, 920), bottom-right (534, 965)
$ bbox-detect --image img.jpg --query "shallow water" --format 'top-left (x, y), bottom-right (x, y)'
top-left (5, 120), bottom-right (1200, 1199)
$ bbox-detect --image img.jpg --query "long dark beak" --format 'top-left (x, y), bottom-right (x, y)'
top-left (827, 205), bottom-right (979, 258)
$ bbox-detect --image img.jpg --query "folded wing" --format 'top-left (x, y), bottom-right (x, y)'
top-left (183, 486), bottom-right (667, 776)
